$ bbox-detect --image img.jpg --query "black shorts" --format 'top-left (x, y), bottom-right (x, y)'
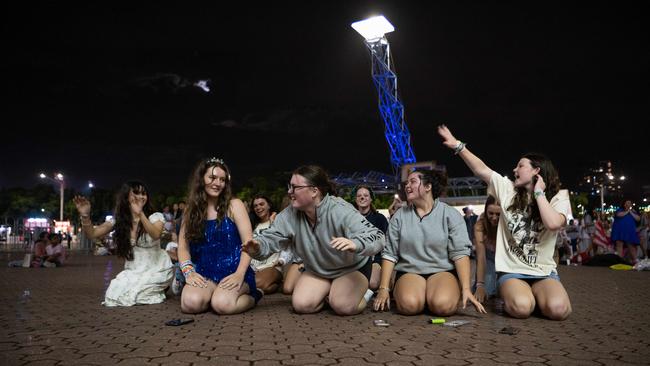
top-left (357, 258), bottom-right (373, 282)
top-left (395, 269), bottom-right (458, 283)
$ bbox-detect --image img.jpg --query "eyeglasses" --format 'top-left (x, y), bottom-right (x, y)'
top-left (287, 184), bottom-right (314, 193)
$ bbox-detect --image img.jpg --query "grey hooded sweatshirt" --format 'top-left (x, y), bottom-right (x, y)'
top-left (382, 199), bottom-right (471, 274)
top-left (253, 194), bottom-right (385, 279)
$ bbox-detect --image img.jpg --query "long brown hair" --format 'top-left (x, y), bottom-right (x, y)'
top-left (183, 158), bottom-right (233, 242)
top-left (508, 153), bottom-right (561, 222)
top-left (480, 195), bottom-right (499, 241)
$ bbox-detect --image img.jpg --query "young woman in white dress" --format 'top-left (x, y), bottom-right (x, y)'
top-left (74, 181), bottom-right (173, 306)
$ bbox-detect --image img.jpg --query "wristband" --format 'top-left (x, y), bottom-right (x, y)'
top-left (534, 190), bottom-right (545, 199)
top-left (378, 286), bottom-right (390, 292)
top-left (453, 141), bottom-right (466, 155)
top-left (475, 282), bottom-right (485, 288)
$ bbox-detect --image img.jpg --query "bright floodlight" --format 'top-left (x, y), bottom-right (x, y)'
top-left (351, 15), bottom-right (394, 41)
top-left (56, 173), bottom-right (64, 180)
top-left (88, 182), bottom-right (94, 188)
top-left (39, 173), bottom-right (46, 179)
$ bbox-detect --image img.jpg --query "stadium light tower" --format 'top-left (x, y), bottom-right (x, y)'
top-left (352, 15), bottom-right (416, 181)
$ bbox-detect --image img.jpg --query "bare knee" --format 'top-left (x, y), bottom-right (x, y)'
top-left (292, 296), bottom-right (322, 314)
top-left (395, 295), bottom-right (425, 315)
top-left (282, 283), bottom-right (293, 295)
top-left (211, 296), bottom-right (237, 315)
top-left (329, 297), bottom-right (362, 316)
top-left (181, 294), bottom-right (207, 314)
top-left (541, 299), bottom-right (572, 321)
top-left (428, 296), bottom-right (458, 317)
top-left (505, 295), bottom-right (535, 319)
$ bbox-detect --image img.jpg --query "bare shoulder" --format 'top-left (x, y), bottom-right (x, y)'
top-left (229, 198), bottom-right (247, 215)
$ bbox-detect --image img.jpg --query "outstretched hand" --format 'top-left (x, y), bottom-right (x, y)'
top-left (242, 239), bottom-right (261, 257)
top-left (73, 196), bottom-right (91, 216)
top-left (437, 124), bottom-right (460, 150)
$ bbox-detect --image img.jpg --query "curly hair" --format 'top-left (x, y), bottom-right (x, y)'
top-left (410, 169), bottom-right (448, 200)
top-left (183, 159), bottom-right (233, 242)
top-left (112, 181), bottom-right (152, 260)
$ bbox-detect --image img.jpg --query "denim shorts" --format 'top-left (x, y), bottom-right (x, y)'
top-left (497, 270), bottom-right (560, 287)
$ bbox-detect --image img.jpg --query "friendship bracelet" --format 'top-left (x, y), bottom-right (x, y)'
top-left (181, 267), bottom-right (195, 279)
top-left (475, 282), bottom-right (485, 288)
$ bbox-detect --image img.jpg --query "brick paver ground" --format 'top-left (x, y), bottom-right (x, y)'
top-left (1, 251), bottom-right (648, 365)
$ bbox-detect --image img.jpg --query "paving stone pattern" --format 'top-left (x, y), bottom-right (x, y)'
top-left (1, 252), bottom-right (648, 365)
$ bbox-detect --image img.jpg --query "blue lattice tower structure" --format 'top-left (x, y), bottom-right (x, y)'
top-left (352, 16), bottom-right (416, 182)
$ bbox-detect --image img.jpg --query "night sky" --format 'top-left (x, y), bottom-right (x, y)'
top-left (2, 2), bottom-right (648, 200)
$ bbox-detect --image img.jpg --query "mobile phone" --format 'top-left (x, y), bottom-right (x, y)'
top-left (165, 318), bottom-right (194, 326)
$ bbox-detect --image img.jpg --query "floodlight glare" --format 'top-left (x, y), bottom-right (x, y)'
top-left (351, 15), bottom-right (394, 41)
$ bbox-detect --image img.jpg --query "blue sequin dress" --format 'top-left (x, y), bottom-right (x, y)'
top-left (190, 218), bottom-right (262, 303)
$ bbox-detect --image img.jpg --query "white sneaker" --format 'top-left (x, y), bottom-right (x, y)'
top-left (43, 261), bottom-right (56, 268)
top-left (363, 289), bottom-right (374, 303)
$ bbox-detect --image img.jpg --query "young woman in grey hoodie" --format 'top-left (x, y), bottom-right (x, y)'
top-left (373, 169), bottom-right (486, 316)
top-left (243, 165), bottom-right (385, 315)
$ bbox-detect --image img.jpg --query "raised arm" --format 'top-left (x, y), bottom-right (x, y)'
top-left (74, 196), bottom-right (113, 239)
top-left (129, 195), bottom-right (163, 240)
top-left (437, 124), bottom-right (493, 183)
top-left (533, 175), bottom-right (568, 231)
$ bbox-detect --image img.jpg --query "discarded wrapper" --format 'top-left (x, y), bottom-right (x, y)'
top-left (373, 319), bottom-right (390, 327)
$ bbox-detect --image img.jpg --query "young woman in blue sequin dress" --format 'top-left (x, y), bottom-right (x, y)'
top-left (177, 158), bottom-right (261, 315)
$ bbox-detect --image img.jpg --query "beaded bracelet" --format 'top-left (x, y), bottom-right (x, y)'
top-left (181, 265), bottom-right (195, 278)
top-left (180, 260), bottom-right (195, 278)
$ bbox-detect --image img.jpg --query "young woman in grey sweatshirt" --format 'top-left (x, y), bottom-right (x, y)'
top-left (373, 169), bottom-right (486, 316)
top-left (243, 165), bottom-right (385, 315)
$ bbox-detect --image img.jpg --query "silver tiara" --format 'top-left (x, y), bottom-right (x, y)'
top-left (206, 157), bottom-right (225, 165)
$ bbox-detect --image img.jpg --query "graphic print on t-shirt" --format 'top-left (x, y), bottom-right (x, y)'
top-left (505, 209), bottom-right (544, 268)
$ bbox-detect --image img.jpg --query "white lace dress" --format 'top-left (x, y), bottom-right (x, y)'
top-left (103, 212), bottom-right (174, 307)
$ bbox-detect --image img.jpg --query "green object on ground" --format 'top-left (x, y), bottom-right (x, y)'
top-left (609, 264), bottom-right (633, 270)
top-left (430, 318), bottom-right (445, 324)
